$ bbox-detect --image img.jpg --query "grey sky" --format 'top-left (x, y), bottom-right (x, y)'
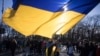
top-left (87, 3), bottom-right (100, 16)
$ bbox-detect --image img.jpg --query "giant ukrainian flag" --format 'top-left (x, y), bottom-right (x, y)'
top-left (3, 0), bottom-right (100, 38)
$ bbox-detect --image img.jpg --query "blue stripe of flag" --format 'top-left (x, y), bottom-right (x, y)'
top-left (12, 0), bottom-right (70, 12)
top-left (67, 0), bottom-right (100, 14)
top-left (12, 0), bottom-right (100, 13)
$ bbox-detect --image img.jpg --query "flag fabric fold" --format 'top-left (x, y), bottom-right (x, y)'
top-left (2, 0), bottom-right (100, 38)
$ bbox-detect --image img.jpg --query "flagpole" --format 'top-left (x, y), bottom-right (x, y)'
top-left (0, 0), bottom-right (4, 25)
top-left (0, 0), bottom-right (5, 34)
top-left (2, 0), bottom-right (4, 14)
top-left (1, 0), bottom-right (4, 24)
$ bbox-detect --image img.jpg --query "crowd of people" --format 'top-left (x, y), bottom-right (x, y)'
top-left (45, 39), bottom-right (100, 56)
top-left (0, 36), bottom-right (100, 56)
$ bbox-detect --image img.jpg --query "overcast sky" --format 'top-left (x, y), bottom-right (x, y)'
top-left (0, 0), bottom-right (100, 20)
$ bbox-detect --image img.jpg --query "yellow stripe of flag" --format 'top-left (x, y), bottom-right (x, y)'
top-left (34, 11), bottom-right (85, 38)
top-left (56, 13), bottom-right (85, 34)
top-left (3, 5), bottom-right (55, 36)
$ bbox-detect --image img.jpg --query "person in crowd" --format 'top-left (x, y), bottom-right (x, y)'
top-left (9, 39), bottom-right (17, 56)
top-left (76, 41), bottom-right (81, 53)
top-left (92, 41), bottom-right (97, 56)
top-left (37, 40), bottom-right (42, 54)
top-left (46, 39), bottom-right (55, 56)
top-left (59, 44), bottom-right (68, 56)
top-left (54, 40), bottom-right (61, 56)
top-left (41, 40), bottom-right (46, 55)
top-left (67, 42), bottom-right (74, 56)
top-left (3, 38), bottom-right (10, 50)
top-left (79, 41), bottom-right (90, 56)
top-left (96, 43), bottom-right (100, 56)
top-left (29, 39), bottom-right (34, 54)
top-left (0, 40), bottom-right (3, 53)
top-left (88, 41), bottom-right (94, 56)
top-left (88, 41), bottom-right (97, 56)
